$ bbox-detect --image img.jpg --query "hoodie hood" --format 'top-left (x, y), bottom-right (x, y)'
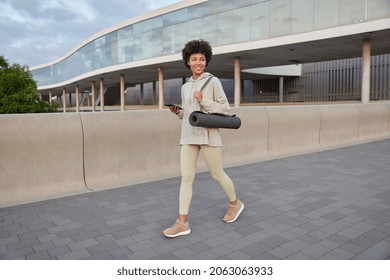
top-left (188, 72), bottom-right (213, 83)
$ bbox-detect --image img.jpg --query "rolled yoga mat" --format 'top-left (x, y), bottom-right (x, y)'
top-left (189, 111), bottom-right (241, 129)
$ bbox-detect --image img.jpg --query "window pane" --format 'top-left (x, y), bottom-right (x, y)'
top-left (251, 1), bottom-right (270, 40)
top-left (291, 0), bottom-right (314, 33)
top-left (173, 22), bottom-right (188, 53)
top-left (143, 31), bottom-right (153, 59)
top-left (117, 27), bottom-right (133, 63)
top-left (151, 29), bottom-right (163, 57)
top-left (233, 6), bottom-right (251, 42)
top-left (187, 18), bottom-right (202, 41)
top-left (132, 35), bottom-right (143, 60)
top-left (163, 9), bottom-right (187, 26)
top-left (202, 15), bottom-right (217, 43)
top-left (270, 0), bottom-right (291, 36)
top-left (145, 16), bottom-right (163, 31)
top-left (340, 0), bottom-right (365, 24)
top-left (314, 0), bottom-right (339, 29)
top-left (368, 0), bottom-right (390, 20)
top-left (217, 10), bottom-right (233, 46)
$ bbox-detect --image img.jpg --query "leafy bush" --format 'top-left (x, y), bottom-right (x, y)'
top-left (0, 55), bottom-right (58, 114)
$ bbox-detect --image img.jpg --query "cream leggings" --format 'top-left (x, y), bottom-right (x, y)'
top-left (179, 144), bottom-right (237, 215)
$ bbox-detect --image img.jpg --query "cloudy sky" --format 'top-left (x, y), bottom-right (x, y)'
top-left (0, 0), bottom-right (182, 67)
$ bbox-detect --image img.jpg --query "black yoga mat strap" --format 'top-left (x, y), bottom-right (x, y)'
top-left (200, 76), bottom-right (214, 92)
top-left (199, 76), bottom-right (214, 113)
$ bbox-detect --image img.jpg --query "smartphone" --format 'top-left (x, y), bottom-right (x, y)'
top-left (164, 104), bottom-right (183, 110)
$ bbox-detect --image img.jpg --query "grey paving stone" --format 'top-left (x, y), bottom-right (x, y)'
top-left (109, 246), bottom-right (132, 259)
top-left (87, 240), bottom-right (119, 255)
top-left (327, 234), bottom-right (350, 245)
top-left (240, 242), bottom-right (272, 257)
top-left (223, 250), bottom-right (250, 260)
top-left (126, 240), bottom-right (157, 252)
top-left (268, 247), bottom-right (294, 259)
top-left (6, 237), bottom-right (40, 251)
top-left (0, 235), bottom-right (19, 245)
top-left (0, 246), bottom-right (35, 260)
top-left (352, 253), bottom-right (377, 260)
top-left (286, 252), bottom-right (313, 260)
top-left (301, 243), bottom-right (333, 259)
top-left (254, 252), bottom-right (281, 260)
top-left (55, 227), bottom-right (86, 239)
top-left (361, 247), bottom-right (389, 259)
top-left (281, 239), bottom-right (311, 253)
top-left (328, 248), bottom-right (355, 259)
top-left (150, 252), bottom-right (179, 260)
top-left (338, 227), bottom-right (364, 239)
top-left (349, 234), bottom-right (379, 249)
top-left (83, 251), bottom-right (115, 260)
top-left (57, 249), bottom-right (92, 260)
top-left (52, 237), bottom-right (73, 247)
top-left (339, 242), bottom-right (366, 255)
top-left (1, 139), bottom-right (389, 260)
top-left (202, 235), bottom-right (230, 248)
top-left (47, 245), bottom-right (71, 258)
top-left (0, 245), bottom-right (7, 254)
top-left (261, 236), bottom-right (289, 248)
top-left (33, 241), bottom-right (55, 252)
top-left (210, 245), bottom-right (235, 257)
top-left (26, 250), bottom-right (51, 260)
top-left (318, 253), bottom-right (343, 260)
top-left (68, 238), bottom-right (99, 251)
top-left (171, 247), bottom-right (196, 259)
top-left (127, 248), bottom-right (161, 260)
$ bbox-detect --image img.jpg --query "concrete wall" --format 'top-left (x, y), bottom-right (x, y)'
top-left (0, 113), bottom-right (86, 206)
top-left (81, 110), bottom-right (182, 191)
top-left (1, 102), bottom-right (390, 207)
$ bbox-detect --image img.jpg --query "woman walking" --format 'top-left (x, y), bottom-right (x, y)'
top-left (163, 39), bottom-right (244, 238)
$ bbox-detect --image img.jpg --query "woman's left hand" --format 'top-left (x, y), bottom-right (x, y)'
top-left (193, 91), bottom-right (203, 103)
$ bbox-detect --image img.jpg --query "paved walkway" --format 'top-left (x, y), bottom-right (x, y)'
top-left (1, 139), bottom-right (389, 260)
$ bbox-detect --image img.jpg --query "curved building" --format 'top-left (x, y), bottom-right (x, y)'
top-left (30, 0), bottom-right (390, 110)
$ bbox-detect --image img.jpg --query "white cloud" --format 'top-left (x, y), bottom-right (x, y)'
top-left (0, 0), bottom-right (181, 67)
top-left (0, 2), bottom-right (25, 23)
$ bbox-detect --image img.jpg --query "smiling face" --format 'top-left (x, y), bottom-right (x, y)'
top-left (188, 53), bottom-right (206, 80)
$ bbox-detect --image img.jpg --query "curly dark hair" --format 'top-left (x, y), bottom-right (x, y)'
top-left (182, 39), bottom-right (213, 69)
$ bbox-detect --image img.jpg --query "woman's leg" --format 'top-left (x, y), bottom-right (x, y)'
top-left (201, 146), bottom-right (237, 202)
top-left (201, 145), bottom-right (244, 223)
top-left (179, 145), bottom-right (200, 219)
top-left (163, 145), bottom-right (199, 238)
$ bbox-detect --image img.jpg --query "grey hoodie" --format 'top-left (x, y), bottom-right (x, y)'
top-left (177, 72), bottom-right (231, 146)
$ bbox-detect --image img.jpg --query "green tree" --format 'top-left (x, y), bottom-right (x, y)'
top-left (0, 55), bottom-right (58, 114)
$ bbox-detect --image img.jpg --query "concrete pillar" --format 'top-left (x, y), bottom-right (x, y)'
top-left (100, 78), bottom-right (105, 111)
top-left (120, 74), bottom-right (125, 111)
top-left (91, 81), bottom-right (96, 112)
top-left (140, 83), bottom-right (144, 105)
top-left (361, 38), bottom-right (371, 103)
top-left (62, 88), bottom-right (66, 113)
top-left (152, 81), bottom-right (157, 105)
top-left (75, 85), bottom-right (80, 112)
top-left (158, 67), bottom-right (164, 110)
top-left (234, 57), bottom-right (241, 108)
top-left (279, 76), bottom-right (284, 103)
top-left (49, 90), bottom-right (52, 104)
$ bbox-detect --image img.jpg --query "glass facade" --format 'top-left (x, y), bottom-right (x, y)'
top-left (31, 0), bottom-right (390, 88)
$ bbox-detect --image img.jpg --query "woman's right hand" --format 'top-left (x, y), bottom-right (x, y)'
top-left (169, 105), bottom-right (181, 114)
